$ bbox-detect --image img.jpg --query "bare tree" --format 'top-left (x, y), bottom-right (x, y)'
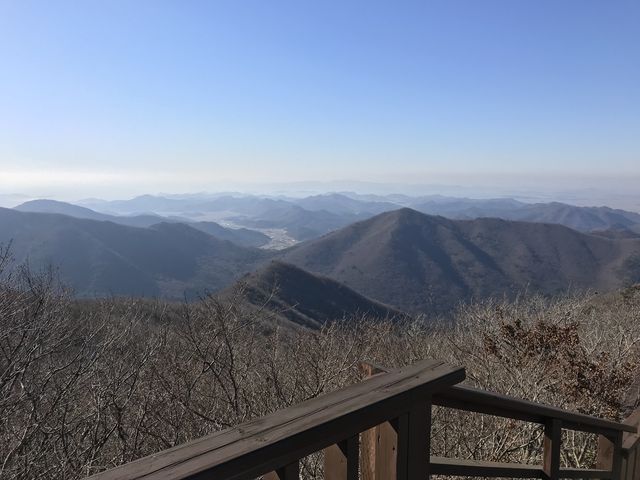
top-left (1, 246), bottom-right (638, 479)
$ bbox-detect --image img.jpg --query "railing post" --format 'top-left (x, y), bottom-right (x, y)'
top-left (324, 436), bottom-right (359, 480)
top-left (543, 418), bottom-right (561, 480)
top-left (598, 431), bottom-right (624, 480)
top-left (375, 417), bottom-right (400, 480)
top-left (626, 450), bottom-right (633, 480)
top-left (632, 447), bottom-right (640, 480)
top-left (403, 399), bottom-right (432, 480)
top-left (374, 400), bottom-right (431, 480)
top-left (361, 424), bottom-right (379, 480)
top-left (359, 362), bottom-right (388, 480)
top-left (264, 461), bottom-right (300, 480)
top-left (358, 362), bottom-right (432, 480)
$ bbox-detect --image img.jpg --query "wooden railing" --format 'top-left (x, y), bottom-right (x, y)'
top-left (362, 363), bottom-right (636, 480)
top-left (86, 359), bottom-right (636, 480)
top-left (616, 409), bottom-right (640, 480)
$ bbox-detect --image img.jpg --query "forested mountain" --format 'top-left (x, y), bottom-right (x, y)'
top-left (0, 208), bottom-right (269, 298)
top-left (281, 208), bottom-right (640, 313)
top-left (3, 205), bottom-right (640, 316)
top-left (15, 199), bottom-right (270, 247)
top-left (228, 261), bottom-right (403, 329)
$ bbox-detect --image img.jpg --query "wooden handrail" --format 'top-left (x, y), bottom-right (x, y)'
top-left (363, 363), bottom-right (635, 435)
top-left (87, 359), bottom-right (463, 480)
top-left (84, 360), bottom-right (637, 480)
top-left (430, 456), bottom-right (611, 478)
top-left (614, 408), bottom-right (640, 480)
top-left (360, 362), bottom-right (634, 480)
top-left (434, 384), bottom-right (636, 435)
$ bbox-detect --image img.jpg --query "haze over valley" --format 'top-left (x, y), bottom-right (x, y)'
top-left (2, 190), bottom-right (639, 322)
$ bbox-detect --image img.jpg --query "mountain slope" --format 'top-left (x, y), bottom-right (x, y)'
top-left (281, 208), bottom-right (640, 314)
top-left (228, 261), bottom-right (403, 329)
top-left (15, 199), bottom-right (179, 228)
top-left (0, 208), bottom-right (268, 298)
top-left (15, 199), bottom-right (270, 247)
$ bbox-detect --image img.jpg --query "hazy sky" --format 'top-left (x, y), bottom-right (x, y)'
top-left (0, 0), bottom-right (639, 198)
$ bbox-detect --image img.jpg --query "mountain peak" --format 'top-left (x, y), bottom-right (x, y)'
top-left (230, 260), bottom-right (403, 328)
top-left (282, 208), bottom-right (640, 314)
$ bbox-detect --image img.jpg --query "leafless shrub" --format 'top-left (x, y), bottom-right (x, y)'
top-left (0, 247), bottom-right (638, 479)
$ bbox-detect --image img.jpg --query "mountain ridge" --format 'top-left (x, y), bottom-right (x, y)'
top-left (226, 260), bottom-right (403, 329)
top-left (14, 199), bottom-right (270, 247)
top-left (280, 208), bottom-right (640, 314)
top-left (0, 208), bottom-right (270, 298)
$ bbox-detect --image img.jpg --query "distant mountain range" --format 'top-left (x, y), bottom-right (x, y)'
top-left (74, 192), bottom-right (640, 240)
top-left (412, 197), bottom-right (640, 233)
top-left (3, 197), bottom-right (640, 320)
top-left (78, 194), bottom-right (370, 241)
top-left (15, 199), bottom-right (270, 247)
top-left (16, 199), bottom-right (180, 227)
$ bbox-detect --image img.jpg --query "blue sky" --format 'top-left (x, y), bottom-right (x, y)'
top-left (0, 0), bottom-right (638, 197)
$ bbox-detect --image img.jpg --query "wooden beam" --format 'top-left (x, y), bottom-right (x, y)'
top-left (263, 462), bottom-right (299, 480)
top-left (359, 362), bottom-right (387, 480)
top-left (543, 418), bottom-right (562, 480)
top-left (324, 436), bottom-right (358, 480)
top-left (599, 434), bottom-right (616, 471)
top-left (434, 386), bottom-right (635, 435)
top-left (375, 418), bottom-right (399, 480)
top-left (431, 458), bottom-right (612, 479)
top-left (374, 401), bottom-right (431, 480)
top-left (430, 457), bottom-right (543, 478)
top-left (360, 426), bottom-right (378, 480)
top-left (86, 359), bottom-right (464, 480)
top-left (599, 431), bottom-right (624, 480)
top-left (613, 432), bottom-right (625, 480)
top-left (358, 362), bottom-right (388, 480)
top-left (401, 401), bottom-right (431, 480)
top-left (559, 467), bottom-right (612, 479)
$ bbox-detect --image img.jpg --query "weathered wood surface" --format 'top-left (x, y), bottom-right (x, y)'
top-left (370, 403), bottom-right (431, 480)
top-left (617, 408), bottom-right (640, 480)
top-left (626, 413), bottom-right (640, 480)
top-left (361, 362), bottom-right (635, 480)
top-left (263, 462), bottom-right (299, 480)
top-left (323, 436), bottom-right (358, 480)
top-left (358, 363), bottom-right (386, 480)
top-left (360, 362), bottom-right (635, 435)
top-left (87, 359), bottom-right (463, 480)
top-left (431, 457), bottom-right (612, 479)
top-left (543, 418), bottom-right (562, 480)
top-left (87, 359), bottom-right (640, 480)
top-left (430, 456), bottom-right (542, 478)
top-left (433, 385), bottom-right (635, 435)
top-left (598, 431), bottom-right (624, 480)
